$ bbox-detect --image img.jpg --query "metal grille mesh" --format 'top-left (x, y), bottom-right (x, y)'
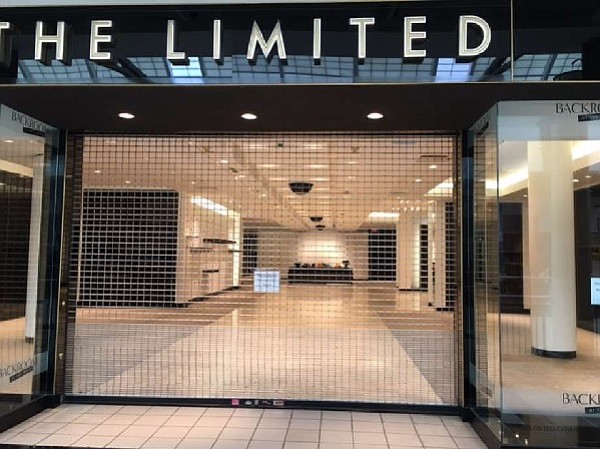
top-left (65, 133), bottom-right (458, 406)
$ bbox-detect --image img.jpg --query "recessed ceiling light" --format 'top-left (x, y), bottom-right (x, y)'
top-left (94, 169), bottom-right (101, 174)
top-left (429, 164), bottom-right (438, 169)
top-left (306, 164), bottom-right (328, 169)
top-left (191, 181), bottom-right (196, 185)
top-left (3, 139), bottom-right (14, 143)
top-left (369, 212), bottom-right (399, 219)
top-left (573, 179), bottom-right (579, 183)
top-left (523, 194), bottom-right (528, 198)
top-left (367, 112), bottom-right (384, 120)
top-left (259, 164), bottom-right (278, 169)
top-left (125, 180), bottom-right (131, 184)
top-left (585, 175), bottom-right (592, 179)
top-left (241, 112), bottom-right (257, 120)
top-left (219, 159), bottom-right (229, 164)
top-left (118, 112), bottom-right (135, 119)
top-left (415, 179), bottom-right (422, 183)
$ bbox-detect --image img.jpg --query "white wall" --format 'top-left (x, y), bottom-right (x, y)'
top-left (255, 229), bottom-right (369, 280)
top-left (177, 194), bottom-right (241, 302)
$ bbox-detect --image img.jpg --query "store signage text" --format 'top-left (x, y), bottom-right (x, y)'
top-left (555, 102), bottom-right (600, 115)
top-left (562, 393), bottom-right (600, 406)
top-left (0, 356), bottom-right (36, 383)
top-left (11, 109), bottom-right (49, 133)
top-left (0, 15), bottom-right (491, 67)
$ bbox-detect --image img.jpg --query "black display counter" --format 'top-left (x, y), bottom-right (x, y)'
top-left (288, 267), bottom-right (353, 284)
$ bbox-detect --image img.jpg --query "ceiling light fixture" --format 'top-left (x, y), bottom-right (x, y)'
top-left (346, 161), bottom-right (358, 165)
top-left (585, 175), bottom-right (592, 179)
top-left (367, 112), bottom-right (384, 120)
top-left (415, 179), bottom-right (422, 183)
top-left (219, 159), bottom-right (229, 164)
top-left (429, 164), bottom-right (438, 169)
top-left (94, 169), bottom-right (101, 174)
top-left (191, 197), bottom-right (228, 216)
top-left (573, 178), bottom-right (579, 183)
top-left (3, 139), bottom-right (14, 143)
top-left (369, 212), bottom-right (399, 219)
top-left (118, 112), bottom-right (135, 119)
top-left (241, 112), bottom-right (257, 120)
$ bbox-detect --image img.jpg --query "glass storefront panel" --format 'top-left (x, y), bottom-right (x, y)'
top-left (475, 100), bottom-right (600, 447)
top-left (470, 105), bottom-right (502, 439)
top-left (0, 105), bottom-right (60, 421)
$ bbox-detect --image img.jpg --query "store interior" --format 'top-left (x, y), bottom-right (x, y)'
top-left (65, 133), bottom-right (459, 405)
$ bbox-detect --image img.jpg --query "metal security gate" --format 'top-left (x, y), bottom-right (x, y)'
top-left (65, 133), bottom-right (459, 407)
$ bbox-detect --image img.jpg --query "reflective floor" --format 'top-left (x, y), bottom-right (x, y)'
top-left (501, 313), bottom-right (600, 415)
top-left (0, 404), bottom-right (485, 449)
top-left (69, 285), bottom-right (456, 405)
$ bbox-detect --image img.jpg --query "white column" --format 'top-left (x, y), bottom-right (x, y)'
top-left (521, 201), bottom-right (531, 310)
top-left (527, 141), bottom-right (577, 358)
top-left (429, 201), bottom-right (447, 309)
top-left (25, 154), bottom-right (44, 341)
top-left (396, 215), bottom-right (413, 290)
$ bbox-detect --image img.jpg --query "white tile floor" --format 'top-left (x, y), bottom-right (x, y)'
top-left (0, 404), bottom-right (486, 449)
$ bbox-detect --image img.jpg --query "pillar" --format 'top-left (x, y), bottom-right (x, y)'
top-left (396, 214), bottom-right (414, 290)
top-left (429, 200), bottom-right (447, 310)
top-left (25, 154), bottom-right (44, 341)
top-left (527, 141), bottom-right (576, 358)
top-left (521, 201), bottom-right (531, 310)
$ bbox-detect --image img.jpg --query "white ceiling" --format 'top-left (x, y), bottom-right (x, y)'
top-left (83, 134), bottom-right (456, 231)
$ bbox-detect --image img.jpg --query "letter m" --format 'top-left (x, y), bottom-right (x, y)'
top-left (247, 21), bottom-right (287, 61)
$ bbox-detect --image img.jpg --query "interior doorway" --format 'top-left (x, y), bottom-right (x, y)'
top-left (65, 133), bottom-right (459, 406)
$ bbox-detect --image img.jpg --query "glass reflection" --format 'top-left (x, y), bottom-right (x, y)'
top-left (496, 102), bottom-right (600, 447)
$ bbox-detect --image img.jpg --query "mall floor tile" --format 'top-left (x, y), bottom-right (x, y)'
top-left (0, 405), bottom-right (486, 449)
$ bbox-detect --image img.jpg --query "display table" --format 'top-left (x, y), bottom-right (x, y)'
top-left (287, 267), bottom-right (353, 284)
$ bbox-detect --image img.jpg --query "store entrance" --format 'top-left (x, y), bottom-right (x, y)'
top-left (64, 132), bottom-right (459, 407)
